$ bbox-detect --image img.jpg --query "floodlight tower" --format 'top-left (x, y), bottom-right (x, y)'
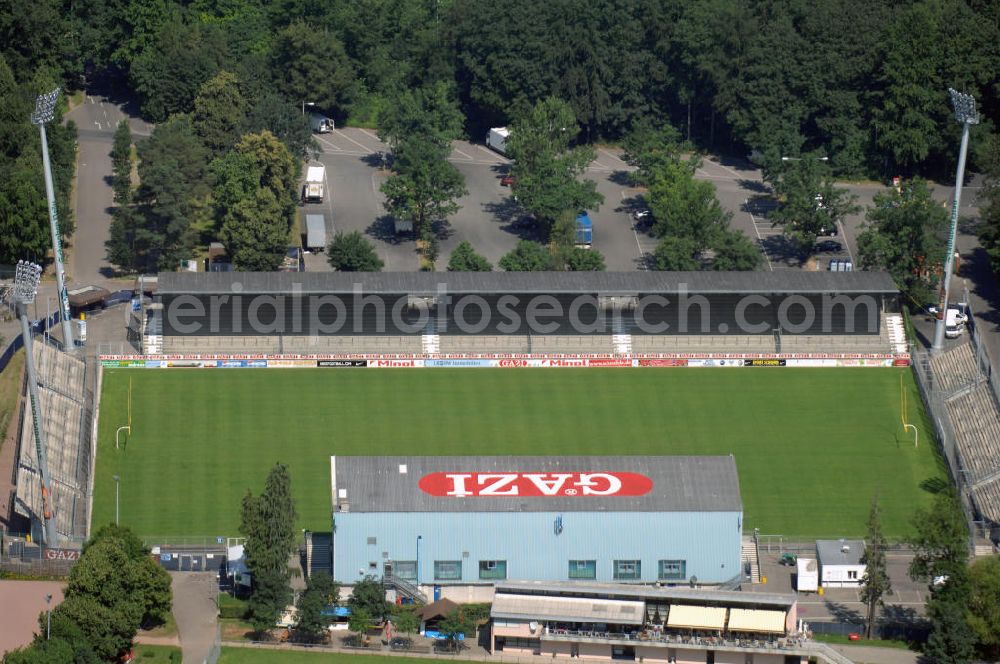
top-left (932, 88), bottom-right (980, 352)
top-left (30, 88), bottom-right (74, 348)
top-left (13, 261), bottom-right (59, 546)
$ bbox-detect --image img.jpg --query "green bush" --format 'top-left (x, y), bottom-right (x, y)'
top-left (170, 651), bottom-right (182, 663)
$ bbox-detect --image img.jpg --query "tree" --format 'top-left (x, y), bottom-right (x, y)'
top-left (194, 71), bottom-right (247, 156)
top-left (860, 497), bottom-right (891, 640)
top-left (348, 607), bottom-right (373, 643)
top-left (766, 157), bottom-right (858, 252)
top-left (499, 240), bottom-right (554, 272)
top-left (214, 131), bottom-right (299, 271)
top-left (244, 91), bottom-right (316, 160)
top-left (909, 491), bottom-right (969, 584)
top-left (294, 571), bottom-right (341, 641)
top-left (967, 556), bottom-right (1000, 660)
top-left (710, 230), bottom-right (761, 271)
top-left (376, 81), bottom-right (464, 152)
top-left (448, 241), bottom-right (492, 271)
top-left (240, 463), bottom-right (298, 634)
top-left (858, 178), bottom-right (948, 306)
top-left (565, 248), bottom-right (605, 271)
top-left (648, 158), bottom-right (731, 250)
top-left (110, 119), bottom-right (133, 206)
top-left (622, 120), bottom-right (685, 187)
top-left (653, 237), bottom-right (700, 271)
top-left (507, 97), bottom-right (604, 234)
top-left (129, 17), bottom-right (226, 122)
top-left (327, 232), bottom-right (384, 272)
top-left (381, 136), bottom-right (467, 241)
top-left (348, 576), bottom-right (389, 621)
top-left (925, 588), bottom-right (976, 664)
top-left (49, 596), bottom-right (135, 663)
top-left (436, 609), bottom-right (470, 651)
top-left (127, 115), bottom-right (211, 271)
top-left (393, 609), bottom-right (420, 635)
top-left (271, 21), bottom-right (356, 117)
top-left (976, 131), bottom-right (1000, 275)
top-left (68, 533), bottom-right (171, 630)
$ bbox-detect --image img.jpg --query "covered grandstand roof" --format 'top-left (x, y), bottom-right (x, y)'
top-left (159, 271), bottom-right (898, 296)
top-left (495, 581), bottom-right (796, 609)
top-left (332, 456), bottom-right (741, 513)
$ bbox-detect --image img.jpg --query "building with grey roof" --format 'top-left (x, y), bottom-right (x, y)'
top-left (816, 539), bottom-right (866, 588)
top-left (330, 456), bottom-right (743, 588)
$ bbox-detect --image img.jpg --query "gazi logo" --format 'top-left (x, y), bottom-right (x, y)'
top-left (418, 472), bottom-right (652, 498)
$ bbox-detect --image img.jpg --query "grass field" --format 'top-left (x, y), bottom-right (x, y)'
top-left (92, 368), bottom-right (944, 539)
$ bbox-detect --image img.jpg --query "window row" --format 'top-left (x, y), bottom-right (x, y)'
top-left (390, 559), bottom-right (686, 581)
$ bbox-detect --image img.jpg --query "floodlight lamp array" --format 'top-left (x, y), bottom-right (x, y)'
top-left (30, 88), bottom-right (60, 125)
top-left (13, 260), bottom-right (42, 304)
top-left (948, 88), bottom-right (980, 125)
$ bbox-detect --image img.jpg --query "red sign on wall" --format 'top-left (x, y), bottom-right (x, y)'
top-left (418, 472), bottom-right (653, 498)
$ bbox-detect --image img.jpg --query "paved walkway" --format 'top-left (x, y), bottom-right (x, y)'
top-left (171, 572), bottom-right (219, 664)
top-left (828, 644), bottom-right (920, 664)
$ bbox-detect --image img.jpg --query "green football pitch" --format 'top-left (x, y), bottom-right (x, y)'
top-left (92, 368), bottom-right (943, 539)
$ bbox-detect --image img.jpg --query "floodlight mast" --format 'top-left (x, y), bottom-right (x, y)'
top-left (932, 88), bottom-right (979, 352)
top-left (14, 261), bottom-right (60, 546)
top-left (31, 89), bottom-right (74, 348)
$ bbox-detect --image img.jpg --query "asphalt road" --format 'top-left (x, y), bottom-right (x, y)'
top-left (65, 93), bottom-right (152, 287)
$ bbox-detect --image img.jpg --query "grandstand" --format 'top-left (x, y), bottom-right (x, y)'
top-left (927, 343), bottom-right (1000, 525)
top-left (150, 271), bottom-right (904, 356)
top-left (13, 342), bottom-right (92, 541)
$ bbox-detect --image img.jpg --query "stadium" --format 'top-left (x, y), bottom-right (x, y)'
top-left (8, 269), bottom-right (1000, 578)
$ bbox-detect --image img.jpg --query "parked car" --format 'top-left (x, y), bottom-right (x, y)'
top-left (500, 174), bottom-right (514, 187)
top-left (633, 207), bottom-right (651, 221)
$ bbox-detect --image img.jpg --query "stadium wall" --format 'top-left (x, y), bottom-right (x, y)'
top-left (333, 511), bottom-right (742, 586)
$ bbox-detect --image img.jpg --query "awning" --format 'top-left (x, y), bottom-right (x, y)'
top-left (666, 605), bottom-right (726, 631)
top-left (727, 609), bottom-right (786, 634)
top-left (492, 593), bottom-right (645, 625)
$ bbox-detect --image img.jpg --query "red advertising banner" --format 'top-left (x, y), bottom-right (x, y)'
top-left (639, 359), bottom-right (688, 367)
top-left (418, 471), bottom-right (653, 498)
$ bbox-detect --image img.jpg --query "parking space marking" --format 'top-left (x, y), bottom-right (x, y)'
top-left (838, 220), bottom-right (855, 264)
top-left (746, 197), bottom-right (774, 272)
top-left (475, 145), bottom-right (508, 162)
top-left (598, 148), bottom-right (628, 167)
top-left (334, 129), bottom-right (375, 153)
top-left (451, 146), bottom-right (474, 161)
top-left (314, 134), bottom-right (344, 152)
top-left (358, 128), bottom-right (383, 144)
top-left (705, 158), bottom-right (750, 180)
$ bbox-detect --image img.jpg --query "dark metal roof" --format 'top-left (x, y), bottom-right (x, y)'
top-left (816, 539), bottom-right (865, 566)
top-left (332, 456), bottom-right (741, 513)
top-left (494, 581), bottom-right (797, 609)
top-left (159, 271), bottom-right (898, 296)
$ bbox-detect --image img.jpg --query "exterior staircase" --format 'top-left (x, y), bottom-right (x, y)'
top-left (303, 531), bottom-right (332, 578)
top-left (741, 536), bottom-right (761, 584)
top-left (885, 313), bottom-right (907, 354)
top-left (383, 570), bottom-right (427, 604)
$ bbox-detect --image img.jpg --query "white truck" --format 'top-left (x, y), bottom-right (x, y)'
top-left (310, 113), bottom-right (334, 133)
top-left (302, 165), bottom-right (325, 203)
top-left (796, 557), bottom-right (818, 592)
top-left (486, 127), bottom-right (510, 156)
top-left (304, 214), bottom-right (327, 251)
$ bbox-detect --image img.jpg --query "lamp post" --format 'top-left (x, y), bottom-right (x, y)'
top-left (30, 89), bottom-right (73, 348)
top-left (781, 156), bottom-right (828, 162)
top-left (933, 88), bottom-right (980, 352)
top-left (113, 475), bottom-right (120, 524)
top-left (302, 101), bottom-right (315, 116)
top-left (14, 261), bottom-right (58, 546)
top-left (416, 535), bottom-right (422, 586)
top-left (45, 594), bottom-right (52, 640)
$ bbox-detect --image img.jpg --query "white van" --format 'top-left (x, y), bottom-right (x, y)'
top-left (945, 308), bottom-right (967, 338)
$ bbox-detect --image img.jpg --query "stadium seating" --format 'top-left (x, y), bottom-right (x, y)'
top-left (528, 335), bottom-right (615, 353)
top-left (15, 343), bottom-right (89, 539)
top-left (946, 384), bottom-right (1000, 482)
top-left (929, 344), bottom-right (981, 394)
top-left (971, 475), bottom-right (1000, 524)
top-left (438, 335), bottom-right (530, 354)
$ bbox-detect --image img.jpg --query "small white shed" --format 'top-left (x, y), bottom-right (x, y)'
top-left (816, 539), bottom-right (866, 588)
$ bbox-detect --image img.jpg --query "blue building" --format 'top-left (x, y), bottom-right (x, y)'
top-left (330, 456), bottom-right (742, 587)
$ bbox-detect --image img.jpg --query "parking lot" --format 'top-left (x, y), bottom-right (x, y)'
top-left (300, 128), bottom-right (893, 273)
top-left (301, 128), bottom-right (659, 271)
